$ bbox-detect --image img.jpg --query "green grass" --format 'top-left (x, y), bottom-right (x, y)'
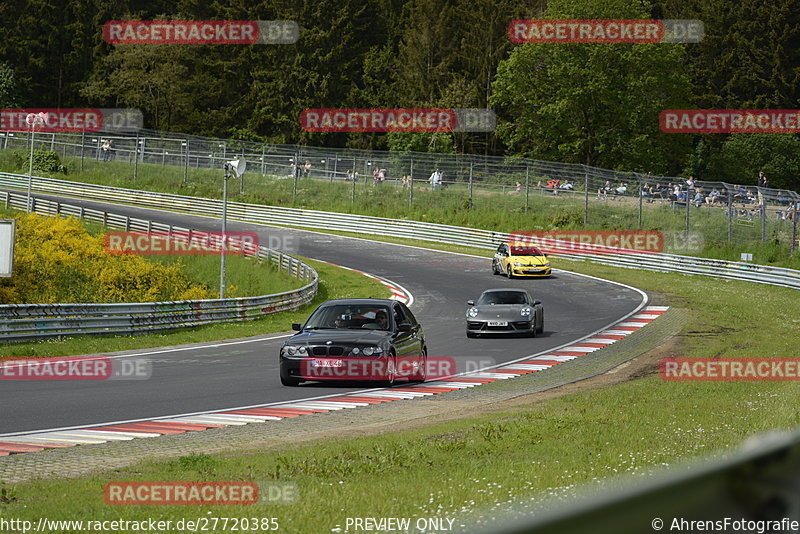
top-left (2, 148), bottom-right (798, 269)
top-left (3, 255), bottom-right (799, 531)
top-left (0, 258), bottom-right (390, 359)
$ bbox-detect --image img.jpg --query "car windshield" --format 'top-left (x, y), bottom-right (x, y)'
top-left (510, 246), bottom-right (543, 256)
top-left (477, 291), bottom-right (528, 305)
top-left (304, 304), bottom-right (391, 330)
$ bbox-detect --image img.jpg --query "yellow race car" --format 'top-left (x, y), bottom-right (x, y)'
top-left (491, 242), bottom-right (551, 278)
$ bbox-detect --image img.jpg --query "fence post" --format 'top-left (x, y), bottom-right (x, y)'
top-left (351, 161), bottom-right (357, 204)
top-left (80, 130), bottom-right (85, 172)
top-left (331, 156), bottom-right (336, 183)
top-left (727, 189), bottom-right (733, 243)
top-left (583, 166), bottom-right (589, 227)
top-left (133, 133), bottom-right (139, 181)
top-left (183, 139), bottom-right (189, 184)
top-left (685, 179), bottom-right (690, 238)
top-left (293, 152), bottom-right (299, 202)
top-left (240, 148), bottom-right (245, 194)
top-left (468, 162), bottom-right (473, 209)
top-left (409, 159), bottom-right (414, 206)
top-left (637, 173), bottom-right (643, 229)
top-left (761, 201), bottom-right (767, 242)
top-left (261, 145), bottom-right (266, 176)
top-left (524, 165), bottom-right (530, 213)
top-left (791, 199), bottom-right (798, 254)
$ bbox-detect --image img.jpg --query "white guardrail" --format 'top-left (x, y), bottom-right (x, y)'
top-left (0, 184), bottom-right (318, 342)
top-left (2, 172), bottom-right (800, 293)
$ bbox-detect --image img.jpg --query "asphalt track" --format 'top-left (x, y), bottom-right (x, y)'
top-left (0, 192), bottom-right (646, 434)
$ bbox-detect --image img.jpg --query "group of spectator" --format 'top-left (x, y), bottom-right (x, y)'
top-left (596, 180), bottom-right (628, 199)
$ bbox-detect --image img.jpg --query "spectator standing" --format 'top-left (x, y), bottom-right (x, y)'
top-left (303, 160), bottom-right (311, 178)
top-left (757, 171), bottom-right (766, 188)
top-left (101, 139), bottom-right (111, 161)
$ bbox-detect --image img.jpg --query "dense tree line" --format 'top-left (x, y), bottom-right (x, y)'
top-left (0, 0), bottom-right (799, 188)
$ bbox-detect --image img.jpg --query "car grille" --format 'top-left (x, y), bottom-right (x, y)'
top-left (310, 346), bottom-right (346, 356)
top-left (469, 321), bottom-right (531, 331)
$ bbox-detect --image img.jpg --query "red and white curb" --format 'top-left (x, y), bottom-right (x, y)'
top-left (312, 259), bottom-right (413, 305)
top-left (0, 307), bottom-right (667, 456)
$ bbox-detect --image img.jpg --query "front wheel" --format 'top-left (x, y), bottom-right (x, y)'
top-left (467, 331), bottom-right (478, 338)
top-left (537, 309), bottom-right (545, 334)
top-left (491, 260), bottom-right (500, 275)
top-left (506, 265), bottom-right (514, 279)
top-left (280, 374), bottom-right (301, 387)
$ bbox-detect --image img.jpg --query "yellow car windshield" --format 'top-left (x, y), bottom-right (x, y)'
top-left (510, 246), bottom-right (544, 256)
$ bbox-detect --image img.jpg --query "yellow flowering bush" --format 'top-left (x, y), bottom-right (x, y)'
top-left (0, 214), bottom-right (213, 304)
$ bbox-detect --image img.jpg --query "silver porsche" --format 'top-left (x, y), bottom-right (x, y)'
top-left (465, 288), bottom-right (544, 338)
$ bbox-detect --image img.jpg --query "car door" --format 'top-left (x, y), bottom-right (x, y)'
top-left (392, 303), bottom-right (418, 378)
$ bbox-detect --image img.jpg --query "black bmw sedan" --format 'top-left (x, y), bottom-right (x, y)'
top-left (279, 299), bottom-right (427, 386)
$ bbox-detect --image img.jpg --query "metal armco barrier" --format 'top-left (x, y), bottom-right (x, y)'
top-left (0, 188), bottom-right (317, 341)
top-left (1, 172), bottom-right (798, 292)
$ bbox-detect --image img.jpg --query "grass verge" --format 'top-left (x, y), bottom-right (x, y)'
top-left (2, 241), bottom-right (798, 531)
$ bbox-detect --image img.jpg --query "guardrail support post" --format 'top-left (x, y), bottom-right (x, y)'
top-left (56, 202), bottom-right (61, 218)
top-left (102, 211), bottom-right (107, 228)
top-left (3, 192), bottom-right (8, 209)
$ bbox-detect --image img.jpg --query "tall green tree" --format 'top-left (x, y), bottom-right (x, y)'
top-left (491, 0), bottom-right (693, 173)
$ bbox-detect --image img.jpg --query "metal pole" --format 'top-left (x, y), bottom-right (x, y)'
top-left (80, 130), bottom-right (85, 172)
top-left (409, 159), bottom-right (414, 206)
top-left (761, 200), bottom-right (767, 243)
top-left (685, 180), bottom-right (690, 239)
top-left (583, 166), bottom-right (589, 226)
top-left (26, 124), bottom-right (35, 213)
top-left (791, 199), bottom-right (798, 254)
top-left (331, 156), bottom-right (337, 183)
top-left (183, 140), bottom-right (189, 184)
top-left (220, 173), bottom-right (228, 299)
top-left (727, 188), bottom-right (733, 243)
top-left (133, 133), bottom-right (139, 181)
top-left (240, 148), bottom-right (245, 194)
top-left (637, 173), bottom-right (643, 229)
top-left (261, 145), bottom-right (266, 176)
top-left (525, 165), bottom-right (530, 213)
top-left (352, 161), bottom-right (356, 203)
top-left (293, 152), bottom-right (298, 201)
top-left (468, 162), bottom-right (473, 209)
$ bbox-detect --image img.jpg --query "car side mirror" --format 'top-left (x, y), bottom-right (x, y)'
top-left (291, 323), bottom-right (302, 331)
top-left (467, 300), bottom-right (475, 306)
top-left (533, 300), bottom-right (541, 306)
top-left (397, 323), bottom-right (412, 332)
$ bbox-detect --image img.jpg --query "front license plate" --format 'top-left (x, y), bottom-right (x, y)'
top-left (311, 359), bottom-right (343, 368)
top-left (526, 269), bottom-right (541, 273)
top-left (488, 321), bottom-right (508, 327)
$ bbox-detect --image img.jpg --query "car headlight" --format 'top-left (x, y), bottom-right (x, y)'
top-left (520, 307), bottom-right (532, 317)
top-left (513, 262), bottom-right (525, 267)
top-left (284, 346), bottom-right (308, 356)
top-left (350, 346), bottom-right (382, 356)
top-left (467, 307), bottom-right (479, 318)
top-left (544, 262), bottom-right (551, 267)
